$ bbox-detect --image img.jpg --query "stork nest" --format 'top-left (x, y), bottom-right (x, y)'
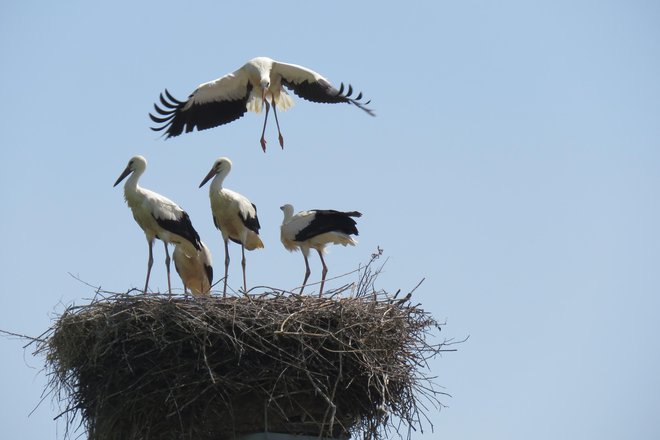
top-left (37, 253), bottom-right (454, 440)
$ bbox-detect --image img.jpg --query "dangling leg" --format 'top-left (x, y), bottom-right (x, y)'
top-left (241, 244), bottom-right (248, 295)
top-left (164, 242), bottom-right (172, 295)
top-left (271, 98), bottom-right (284, 149)
top-left (223, 238), bottom-right (230, 297)
top-left (144, 239), bottom-right (154, 294)
top-left (317, 249), bottom-right (328, 297)
top-left (300, 250), bottom-right (311, 295)
top-left (260, 101), bottom-right (271, 152)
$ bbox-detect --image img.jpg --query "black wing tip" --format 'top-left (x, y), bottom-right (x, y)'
top-left (335, 82), bottom-right (376, 116)
top-left (149, 89), bottom-right (185, 137)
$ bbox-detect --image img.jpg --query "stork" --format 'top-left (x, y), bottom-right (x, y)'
top-left (150, 56), bottom-right (375, 151)
top-left (279, 204), bottom-right (362, 296)
top-left (114, 155), bottom-right (202, 294)
top-left (199, 157), bottom-right (264, 296)
top-left (173, 241), bottom-right (213, 296)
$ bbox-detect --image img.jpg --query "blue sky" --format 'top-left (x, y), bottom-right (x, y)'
top-left (1, 1), bottom-right (659, 439)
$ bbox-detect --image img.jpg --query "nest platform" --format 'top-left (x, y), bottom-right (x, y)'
top-left (39, 282), bottom-right (449, 440)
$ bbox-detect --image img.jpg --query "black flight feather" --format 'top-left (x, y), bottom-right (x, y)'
top-left (149, 84), bottom-right (253, 138)
top-left (280, 78), bottom-right (375, 116)
top-left (154, 212), bottom-right (202, 251)
top-left (294, 210), bottom-right (361, 242)
top-left (204, 264), bottom-right (213, 287)
top-left (239, 203), bottom-right (261, 235)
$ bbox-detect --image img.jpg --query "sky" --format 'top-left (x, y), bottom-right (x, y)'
top-left (1, 0), bottom-right (659, 439)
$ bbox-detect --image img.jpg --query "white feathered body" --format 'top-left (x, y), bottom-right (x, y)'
top-left (189, 57), bottom-right (330, 115)
top-left (173, 242), bottom-right (213, 296)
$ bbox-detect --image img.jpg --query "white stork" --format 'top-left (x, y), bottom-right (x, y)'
top-left (199, 157), bottom-right (264, 296)
top-left (280, 204), bottom-right (362, 296)
top-left (173, 241), bottom-right (213, 296)
top-left (150, 56), bottom-right (375, 151)
top-left (114, 155), bottom-right (202, 294)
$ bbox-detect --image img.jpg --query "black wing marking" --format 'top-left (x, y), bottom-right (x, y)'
top-left (239, 203), bottom-right (261, 235)
top-left (295, 210), bottom-right (361, 242)
top-left (204, 263), bottom-right (213, 287)
top-left (281, 78), bottom-right (375, 116)
top-left (154, 212), bottom-right (202, 250)
top-left (149, 85), bottom-right (253, 138)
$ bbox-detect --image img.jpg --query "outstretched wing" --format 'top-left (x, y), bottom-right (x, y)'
top-left (150, 69), bottom-right (253, 138)
top-left (273, 61), bottom-right (375, 116)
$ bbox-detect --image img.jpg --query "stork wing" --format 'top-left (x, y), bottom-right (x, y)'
top-left (239, 202), bottom-right (261, 235)
top-left (293, 209), bottom-right (360, 242)
top-left (154, 211), bottom-right (202, 251)
top-left (150, 69), bottom-right (253, 138)
top-left (144, 191), bottom-right (202, 250)
top-left (274, 61), bottom-right (375, 116)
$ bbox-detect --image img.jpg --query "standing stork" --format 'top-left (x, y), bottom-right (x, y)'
top-left (199, 157), bottom-right (264, 296)
top-left (150, 56), bottom-right (375, 151)
top-left (173, 241), bottom-right (213, 296)
top-left (280, 204), bottom-right (362, 296)
top-left (114, 155), bottom-right (202, 294)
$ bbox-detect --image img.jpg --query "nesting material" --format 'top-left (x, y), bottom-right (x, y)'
top-left (39, 263), bottom-right (450, 440)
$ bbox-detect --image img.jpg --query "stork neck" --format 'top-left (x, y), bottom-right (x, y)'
top-left (123, 169), bottom-right (143, 194)
top-left (210, 172), bottom-right (227, 193)
top-left (282, 206), bottom-right (294, 223)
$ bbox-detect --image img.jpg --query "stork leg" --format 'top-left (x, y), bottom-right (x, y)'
top-left (317, 250), bottom-right (328, 297)
top-left (223, 238), bottom-right (230, 297)
top-left (300, 251), bottom-right (311, 295)
top-left (241, 244), bottom-right (248, 296)
top-left (144, 240), bottom-right (154, 294)
top-left (164, 242), bottom-right (172, 295)
top-left (260, 101), bottom-right (271, 152)
top-left (270, 98), bottom-right (284, 149)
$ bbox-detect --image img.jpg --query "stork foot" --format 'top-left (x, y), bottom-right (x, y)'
top-left (278, 133), bottom-right (284, 149)
top-left (260, 137), bottom-right (267, 152)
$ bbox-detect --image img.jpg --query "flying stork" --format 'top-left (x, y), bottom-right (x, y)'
top-left (173, 241), bottom-right (213, 296)
top-left (279, 204), bottom-right (362, 296)
top-left (150, 56), bottom-right (375, 151)
top-left (199, 157), bottom-right (264, 296)
top-left (114, 155), bottom-right (202, 294)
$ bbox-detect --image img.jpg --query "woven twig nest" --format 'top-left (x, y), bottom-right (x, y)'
top-left (38, 256), bottom-right (452, 440)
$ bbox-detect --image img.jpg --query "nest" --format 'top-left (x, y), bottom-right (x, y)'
top-left (38, 254), bottom-right (454, 440)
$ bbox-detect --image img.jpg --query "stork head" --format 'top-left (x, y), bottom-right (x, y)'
top-left (114, 155), bottom-right (147, 187)
top-left (199, 157), bottom-right (232, 188)
top-left (280, 204), bottom-right (295, 222)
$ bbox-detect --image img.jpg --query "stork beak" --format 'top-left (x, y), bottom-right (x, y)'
top-left (199, 168), bottom-right (216, 188)
top-left (113, 166), bottom-right (132, 187)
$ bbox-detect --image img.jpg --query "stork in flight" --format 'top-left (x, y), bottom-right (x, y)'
top-left (150, 56), bottom-right (375, 151)
top-left (173, 241), bottom-right (213, 296)
top-left (199, 157), bottom-right (264, 296)
top-left (280, 204), bottom-right (361, 296)
top-left (114, 155), bottom-right (202, 294)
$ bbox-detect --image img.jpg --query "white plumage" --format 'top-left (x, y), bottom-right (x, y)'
top-left (173, 241), bottom-right (213, 296)
top-left (150, 56), bottom-right (375, 151)
top-left (280, 204), bottom-right (362, 296)
top-left (199, 157), bottom-right (264, 296)
top-left (114, 155), bottom-right (202, 294)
